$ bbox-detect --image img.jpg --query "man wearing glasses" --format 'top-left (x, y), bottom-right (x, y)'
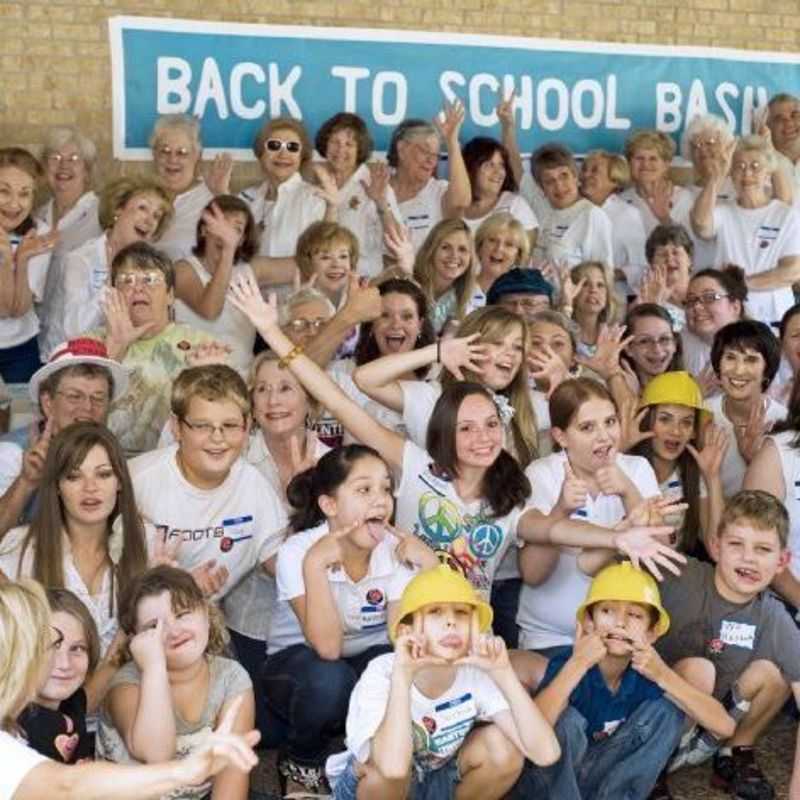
top-left (0, 337), bottom-right (128, 534)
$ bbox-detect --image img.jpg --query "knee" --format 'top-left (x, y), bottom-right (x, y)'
top-left (303, 657), bottom-right (357, 711)
top-left (510, 650), bottom-right (547, 692)
top-left (632, 698), bottom-right (685, 742)
top-left (675, 657), bottom-right (716, 695)
top-left (737, 659), bottom-right (789, 700)
top-left (470, 725), bottom-right (524, 779)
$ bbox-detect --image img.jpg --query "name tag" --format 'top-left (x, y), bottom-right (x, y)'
top-left (219, 515), bottom-right (254, 553)
top-left (424, 692), bottom-right (477, 753)
top-left (719, 620), bottom-right (756, 650)
top-left (344, 586), bottom-right (387, 632)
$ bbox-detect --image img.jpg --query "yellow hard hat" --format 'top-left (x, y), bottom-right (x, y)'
top-left (390, 565), bottom-right (493, 642)
top-left (576, 561), bottom-right (670, 636)
top-left (639, 371), bottom-right (709, 421)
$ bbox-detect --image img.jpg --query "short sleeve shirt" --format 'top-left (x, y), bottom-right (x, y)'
top-left (18, 690), bottom-right (90, 763)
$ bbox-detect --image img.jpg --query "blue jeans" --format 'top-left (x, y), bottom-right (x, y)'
top-left (333, 754), bottom-right (460, 800)
top-left (262, 642), bottom-right (392, 766)
top-left (490, 578), bottom-right (521, 649)
top-left (516, 698), bottom-right (684, 799)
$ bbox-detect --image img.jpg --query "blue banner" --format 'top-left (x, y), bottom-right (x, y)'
top-left (109, 16), bottom-right (800, 160)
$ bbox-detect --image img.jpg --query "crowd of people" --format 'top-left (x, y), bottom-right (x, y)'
top-left (3, 89), bottom-right (800, 800)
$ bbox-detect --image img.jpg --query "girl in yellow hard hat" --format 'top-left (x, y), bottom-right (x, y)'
top-left (628, 370), bottom-right (728, 557)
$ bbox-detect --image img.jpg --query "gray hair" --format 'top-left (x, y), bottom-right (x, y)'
top-left (41, 126), bottom-right (97, 180)
top-left (734, 134), bottom-right (777, 173)
top-left (280, 287), bottom-right (336, 327)
top-left (528, 309), bottom-right (578, 351)
top-left (680, 114), bottom-right (735, 161)
top-left (387, 119), bottom-right (440, 168)
top-left (149, 114), bottom-right (202, 152)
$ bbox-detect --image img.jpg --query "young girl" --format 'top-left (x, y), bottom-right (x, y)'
top-left (353, 304), bottom-right (540, 467)
top-left (263, 445), bottom-right (438, 793)
top-left (564, 260), bottom-right (619, 358)
top-left (18, 588), bottom-right (100, 763)
top-left (627, 371), bottom-right (727, 558)
top-left (413, 218), bottom-right (478, 335)
top-left (471, 212), bottom-right (531, 308)
top-left (621, 303), bottom-right (684, 393)
top-left (97, 565), bottom-right (255, 800)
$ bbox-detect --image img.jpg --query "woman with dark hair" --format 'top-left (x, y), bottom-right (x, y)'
top-left (0, 422), bottom-right (147, 655)
top-left (385, 107), bottom-right (471, 251)
top-left (457, 136), bottom-right (537, 243)
top-left (315, 112), bottom-right (401, 277)
top-left (771, 303), bottom-right (800, 404)
top-left (707, 319), bottom-right (785, 496)
top-left (622, 303), bottom-right (683, 393)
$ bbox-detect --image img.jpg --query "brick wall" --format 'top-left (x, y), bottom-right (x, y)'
top-left (1, 0), bottom-right (798, 181)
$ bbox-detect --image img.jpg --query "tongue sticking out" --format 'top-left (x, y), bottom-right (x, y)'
top-left (366, 520), bottom-right (386, 543)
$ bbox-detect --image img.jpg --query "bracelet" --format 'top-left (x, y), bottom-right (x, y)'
top-left (278, 344), bottom-right (304, 369)
top-left (436, 339), bottom-right (441, 364)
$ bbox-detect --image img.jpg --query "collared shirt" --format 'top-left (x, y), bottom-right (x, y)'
top-left (156, 181), bottom-right (215, 261)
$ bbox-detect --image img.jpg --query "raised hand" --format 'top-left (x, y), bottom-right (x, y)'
top-left (312, 162), bottom-right (341, 207)
top-left (307, 519), bottom-right (361, 571)
top-left (185, 340), bottom-right (232, 367)
top-left (200, 203), bottom-right (241, 252)
top-left (228, 275), bottom-right (279, 331)
top-left (528, 343), bottom-right (569, 397)
top-left (630, 636), bottom-right (668, 684)
top-left (576, 323), bottom-right (632, 381)
top-left (638, 263), bottom-right (670, 305)
top-left (686, 423), bottom-right (729, 478)
top-left (149, 532), bottom-right (181, 568)
top-left (190, 560), bottom-right (230, 597)
top-left (596, 462), bottom-right (630, 497)
top-left (388, 523), bottom-right (438, 570)
top-left (735, 398), bottom-right (768, 464)
top-left (101, 287), bottom-right (156, 358)
top-left (433, 99), bottom-right (465, 144)
top-left (496, 90), bottom-right (516, 128)
top-left (129, 618), bottom-right (167, 672)
top-left (696, 364), bottom-right (721, 398)
top-left (341, 272), bottom-right (382, 324)
top-left (383, 225), bottom-right (415, 274)
top-left (394, 631), bottom-right (447, 677)
top-left (613, 525), bottom-right (687, 581)
top-left (16, 229), bottom-right (59, 266)
top-left (362, 161), bottom-right (391, 205)
top-left (439, 332), bottom-right (488, 380)
top-left (20, 417), bottom-right (53, 487)
top-left (644, 179), bottom-right (674, 225)
top-left (617, 393), bottom-right (655, 452)
top-left (557, 461), bottom-right (589, 514)
top-left (456, 612), bottom-right (511, 673)
top-left (572, 620), bottom-right (607, 670)
top-left (178, 696), bottom-right (260, 785)
top-left (205, 153), bottom-right (234, 196)
top-left (559, 264), bottom-right (586, 310)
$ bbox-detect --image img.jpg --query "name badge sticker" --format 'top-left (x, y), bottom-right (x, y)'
top-left (719, 620), bottom-right (756, 650)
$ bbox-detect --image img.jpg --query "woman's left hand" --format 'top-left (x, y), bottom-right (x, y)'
top-left (638, 263), bottom-right (670, 305)
top-left (312, 163), bottom-right (341, 207)
top-left (687, 423), bottom-right (730, 477)
top-left (575, 323), bottom-right (632, 381)
top-left (617, 392), bottom-right (655, 452)
top-left (528, 343), bottom-right (569, 398)
top-left (362, 161), bottom-right (391, 205)
top-left (228, 275), bottom-right (280, 331)
top-left (15, 229), bottom-right (59, 266)
top-left (200, 203), bottom-right (240, 252)
top-left (434, 99), bottom-right (465, 143)
top-left (734, 399), bottom-right (769, 464)
top-left (383, 225), bottom-right (415, 274)
top-left (206, 153), bottom-right (234, 196)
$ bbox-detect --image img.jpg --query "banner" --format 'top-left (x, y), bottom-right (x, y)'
top-left (109, 16), bottom-right (800, 160)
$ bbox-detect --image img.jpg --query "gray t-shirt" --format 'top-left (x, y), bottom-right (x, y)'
top-left (97, 655), bottom-right (252, 799)
top-left (656, 558), bottom-right (800, 699)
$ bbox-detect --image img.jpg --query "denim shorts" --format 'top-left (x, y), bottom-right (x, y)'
top-left (332, 754), bottom-right (461, 800)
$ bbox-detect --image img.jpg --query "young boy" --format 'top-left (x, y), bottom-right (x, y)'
top-left (523, 560), bottom-right (734, 800)
top-left (325, 564), bottom-right (560, 799)
top-left (655, 490), bottom-right (800, 799)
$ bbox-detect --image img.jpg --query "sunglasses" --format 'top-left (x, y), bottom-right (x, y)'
top-left (266, 139), bottom-right (302, 154)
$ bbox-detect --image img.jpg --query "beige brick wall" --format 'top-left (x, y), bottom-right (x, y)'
top-left (1, 0), bottom-right (798, 182)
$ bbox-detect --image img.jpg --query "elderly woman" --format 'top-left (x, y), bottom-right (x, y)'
top-left (620, 129), bottom-right (694, 237)
top-left (315, 112), bottom-right (401, 277)
top-left (457, 136), bottom-right (537, 243)
top-left (148, 113), bottom-right (231, 261)
top-left (240, 116), bottom-right (332, 260)
top-left (91, 242), bottom-right (218, 454)
top-left (471, 212), bottom-right (531, 307)
top-left (385, 105), bottom-right (471, 251)
top-left (692, 133), bottom-right (800, 327)
top-left (0, 148), bottom-right (58, 382)
top-left (0, 577), bottom-right (259, 800)
top-left (55, 177), bottom-right (173, 351)
top-left (580, 149), bottom-right (648, 295)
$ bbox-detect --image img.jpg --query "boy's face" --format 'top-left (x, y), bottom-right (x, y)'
top-left (587, 600), bottom-right (658, 656)
top-left (173, 396), bottom-right (249, 490)
top-left (310, 240), bottom-right (353, 297)
top-left (710, 521), bottom-right (790, 603)
top-left (415, 602), bottom-right (474, 661)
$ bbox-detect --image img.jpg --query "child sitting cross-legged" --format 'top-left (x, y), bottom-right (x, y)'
top-left (521, 561), bottom-right (734, 800)
top-left (325, 564), bottom-right (560, 800)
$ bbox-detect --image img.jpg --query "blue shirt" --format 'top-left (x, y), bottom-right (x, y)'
top-left (540, 647), bottom-right (664, 741)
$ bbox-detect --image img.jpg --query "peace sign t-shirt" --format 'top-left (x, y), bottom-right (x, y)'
top-left (394, 441), bottom-right (524, 600)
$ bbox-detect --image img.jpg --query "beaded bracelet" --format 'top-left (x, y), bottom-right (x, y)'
top-left (278, 344), bottom-right (304, 369)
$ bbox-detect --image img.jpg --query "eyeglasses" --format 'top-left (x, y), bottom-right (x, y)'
top-left (684, 291), bottom-right (729, 309)
top-left (55, 390), bottom-right (110, 408)
top-left (155, 145), bottom-right (193, 160)
top-left (733, 160), bottom-right (764, 173)
top-left (46, 152), bottom-right (82, 166)
top-left (286, 318), bottom-right (326, 334)
top-left (266, 139), bottom-right (302, 154)
top-left (114, 271), bottom-right (167, 289)
top-left (631, 335), bottom-right (675, 349)
top-left (691, 137), bottom-right (719, 151)
top-left (180, 418), bottom-right (247, 439)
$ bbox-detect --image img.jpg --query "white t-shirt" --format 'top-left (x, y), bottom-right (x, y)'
top-left (156, 181), bottom-right (214, 261)
top-left (519, 172), bottom-right (552, 225)
top-left (389, 177), bottom-right (449, 253)
top-left (602, 193), bottom-right (647, 291)
top-left (706, 393), bottom-right (787, 497)
top-left (326, 652), bottom-right (509, 783)
top-left (267, 522), bottom-right (415, 656)
top-left (61, 233), bottom-right (109, 344)
top-left (533, 198), bottom-right (614, 269)
top-left (173, 255), bottom-right (257, 375)
top-left (516, 450), bottom-right (660, 650)
top-left (712, 198), bottom-right (800, 324)
top-left (129, 445), bottom-right (287, 606)
top-left (681, 328), bottom-right (712, 380)
top-left (0, 730), bottom-right (47, 800)
top-left (239, 173), bottom-right (326, 258)
top-left (462, 191), bottom-right (538, 234)
top-left (768, 430), bottom-right (800, 578)
top-left (395, 441), bottom-right (524, 600)
top-left (619, 184), bottom-right (695, 238)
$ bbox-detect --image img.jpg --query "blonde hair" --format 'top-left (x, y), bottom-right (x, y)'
top-left (624, 130), bottom-right (675, 164)
top-left (584, 150), bottom-right (631, 190)
top-left (414, 219), bottom-right (477, 325)
top-left (170, 364), bottom-right (250, 420)
top-left (571, 260), bottom-right (619, 325)
top-left (249, 350), bottom-right (320, 423)
top-left (99, 177), bottom-right (174, 239)
top-left (0, 578), bottom-right (50, 732)
top-left (295, 221), bottom-right (359, 281)
top-left (474, 212), bottom-right (530, 266)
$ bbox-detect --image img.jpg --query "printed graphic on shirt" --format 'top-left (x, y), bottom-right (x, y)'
top-left (156, 514), bottom-right (254, 554)
top-left (411, 692), bottom-right (478, 771)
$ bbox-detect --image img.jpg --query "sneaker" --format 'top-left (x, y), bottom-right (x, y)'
top-left (277, 754), bottom-right (331, 798)
top-left (711, 747), bottom-right (775, 800)
top-left (668, 725), bottom-right (718, 772)
top-left (648, 769), bottom-right (674, 800)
